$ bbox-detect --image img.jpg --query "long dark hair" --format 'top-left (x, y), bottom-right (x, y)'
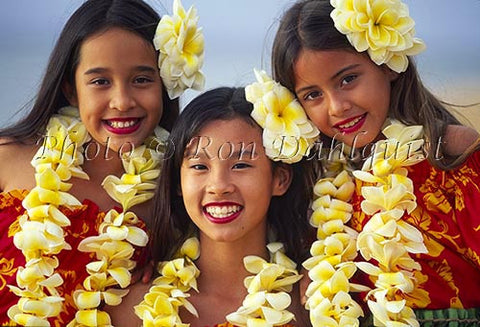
top-left (272, 0), bottom-right (474, 169)
top-left (151, 87), bottom-right (312, 263)
top-left (0, 0), bottom-right (178, 143)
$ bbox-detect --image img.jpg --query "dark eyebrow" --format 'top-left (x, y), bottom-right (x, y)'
top-left (84, 65), bottom-right (157, 75)
top-left (295, 63), bottom-right (361, 95)
top-left (330, 64), bottom-right (360, 80)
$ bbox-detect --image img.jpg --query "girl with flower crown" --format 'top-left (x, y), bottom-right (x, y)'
top-left (262, 0), bottom-right (480, 326)
top-left (0, 0), bottom-right (204, 325)
top-left (106, 87), bottom-right (314, 326)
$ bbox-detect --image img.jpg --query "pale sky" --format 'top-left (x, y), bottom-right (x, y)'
top-left (1, 0), bottom-right (479, 126)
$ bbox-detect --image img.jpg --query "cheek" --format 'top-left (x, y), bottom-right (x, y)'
top-left (305, 107), bottom-right (329, 131)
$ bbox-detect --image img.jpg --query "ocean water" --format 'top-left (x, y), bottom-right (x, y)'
top-left (1, 0), bottom-right (479, 128)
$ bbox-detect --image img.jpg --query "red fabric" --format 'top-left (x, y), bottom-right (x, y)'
top-left (350, 151), bottom-right (480, 310)
top-left (0, 190), bottom-right (148, 326)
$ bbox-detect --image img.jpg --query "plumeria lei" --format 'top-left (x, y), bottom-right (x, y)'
top-left (304, 121), bottom-right (428, 327)
top-left (135, 237), bottom-right (302, 326)
top-left (7, 107), bottom-right (169, 326)
top-left (154, 0), bottom-right (205, 99)
top-left (245, 69), bottom-right (319, 164)
top-left (330, 0), bottom-right (426, 73)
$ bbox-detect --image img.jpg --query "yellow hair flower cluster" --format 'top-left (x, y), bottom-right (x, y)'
top-left (330, 0), bottom-right (426, 73)
top-left (226, 243), bottom-right (302, 326)
top-left (8, 107), bottom-right (90, 326)
top-left (154, 0), bottom-right (205, 99)
top-left (68, 126), bottom-right (168, 327)
top-left (246, 69), bottom-right (319, 164)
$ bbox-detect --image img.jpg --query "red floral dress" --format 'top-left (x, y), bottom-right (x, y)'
top-left (0, 190), bottom-right (148, 326)
top-left (350, 150), bottom-right (480, 312)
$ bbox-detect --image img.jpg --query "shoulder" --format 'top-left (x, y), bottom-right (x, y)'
top-left (0, 137), bottom-right (38, 191)
top-left (443, 125), bottom-right (480, 156)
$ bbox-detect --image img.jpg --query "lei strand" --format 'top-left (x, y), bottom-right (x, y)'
top-left (7, 0), bottom-right (204, 324)
top-left (304, 121), bottom-right (429, 327)
top-left (135, 237), bottom-right (303, 326)
top-left (7, 107), bottom-right (169, 326)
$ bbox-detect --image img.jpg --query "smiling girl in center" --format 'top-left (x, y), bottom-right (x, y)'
top-left (107, 87), bottom-right (314, 326)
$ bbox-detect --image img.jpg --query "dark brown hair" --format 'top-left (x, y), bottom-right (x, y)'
top-left (0, 0), bottom-right (178, 143)
top-left (272, 0), bottom-right (476, 169)
top-left (151, 87), bottom-right (312, 263)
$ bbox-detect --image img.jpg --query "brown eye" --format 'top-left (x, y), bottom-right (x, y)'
top-left (304, 90), bottom-right (322, 101)
top-left (91, 78), bottom-right (110, 86)
top-left (341, 74), bottom-right (357, 86)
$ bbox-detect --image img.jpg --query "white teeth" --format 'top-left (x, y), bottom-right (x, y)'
top-left (338, 116), bottom-right (363, 129)
top-left (205, 205), bottom-right (242, 218)
top-left (108, 120), bottom-right (137, 129)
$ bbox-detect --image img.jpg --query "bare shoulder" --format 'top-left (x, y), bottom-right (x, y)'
top-left (443, 125), bottom-right (480, 156)
top-left (0, 137), bottom-right (38, 192)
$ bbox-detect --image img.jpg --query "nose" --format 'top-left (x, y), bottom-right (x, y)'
top-left (109, 84), bottom-right (136, 112)
top-left (206, 167), bottom-right (235, 195)
top-left (327, 91), bottom-right (351, 117)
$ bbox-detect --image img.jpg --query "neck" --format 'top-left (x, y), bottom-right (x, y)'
top-left (195, 231), bottom-right (268, 298)
top-left (82, 143), bottom-right (125, 180)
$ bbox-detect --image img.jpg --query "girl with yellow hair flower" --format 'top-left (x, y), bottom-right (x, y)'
top-left (270, 0), bottom-right (480, 326)
top-left (106, 87), bottom-right (313, 326)
top-left (0, 0), bottom-right (204, 325)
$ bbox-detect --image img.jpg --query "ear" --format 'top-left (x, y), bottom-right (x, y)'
top-left (62, 81), bottom-right (78, 107)
top-left (272, 164), bottom-right (292, 196)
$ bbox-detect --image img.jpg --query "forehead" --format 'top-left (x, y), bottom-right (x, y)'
top-left (77, 27), bottom-right (156, 68)
top-left (294, 49), bottom-right (370, 79)
top-left (185, 118), bottom-right (265, 156)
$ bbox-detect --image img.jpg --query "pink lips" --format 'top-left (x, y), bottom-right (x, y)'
top-left (203, 202), bottom-right (243, 224)
top-left (333, 113), bottom-right (367, 134)
top-left (103, 117), bottom-right (142, 135)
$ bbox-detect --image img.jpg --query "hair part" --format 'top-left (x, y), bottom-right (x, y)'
top-left (151, 87), bottom-right (312, 263)
top-left (272, 0), bottom-right (474, 170)
top-left (0, 0), bottom-right (178, 143)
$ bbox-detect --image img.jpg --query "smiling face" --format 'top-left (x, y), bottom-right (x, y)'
top-left (180, 118), bottom-right (290, 244)
top-left (68, 27), bottom-right (163, 152)
top-left (294, 49), bottom-right (396, 148)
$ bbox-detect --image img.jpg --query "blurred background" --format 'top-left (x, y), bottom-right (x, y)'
top-left (1, 0), bottom-right (479, 128)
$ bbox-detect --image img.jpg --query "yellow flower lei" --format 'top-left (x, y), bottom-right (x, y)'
top-left (7, 107), bottom-right (168, 326)
top-left (304, 121), bottom-right (428, 327)
top-left (135, 237), bottom-right (303, 326)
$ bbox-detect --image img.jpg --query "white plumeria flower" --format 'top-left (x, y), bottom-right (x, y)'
top-left (246, 69), bottom-right (319, 163)
top-left (330, 0), bottom-right (426, 73)
top-left (154, 0), bottom-right (205, 99)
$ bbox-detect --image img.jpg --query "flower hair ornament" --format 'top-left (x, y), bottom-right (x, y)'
top-left (133, 74), bottom-right (318, 326)
top-left (330, 0), bottom-right (426, 73)
top-left (154, 0), bottom-right (205, 99)
top-left (245, 69), bottom-right (319, 164)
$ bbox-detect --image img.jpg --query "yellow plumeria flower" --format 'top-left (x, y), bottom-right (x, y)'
top-left (308, 291), bottom-right (363, 327)
top-left (330, 0), bottom-right (426, 73)
top-left (246, 69), bottom-right (319, 164)
top-left (154, 0), bottom-right (205, 99)
top-left (226, 291), bottom-right (295, 326)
